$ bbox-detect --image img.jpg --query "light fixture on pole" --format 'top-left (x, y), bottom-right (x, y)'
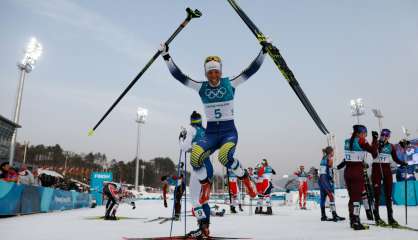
top-left (9, 37), bottom-right (43, 165)
top-left (135, 107), bottom-right (148, 191)
top-left (372, 109), bottom-right (384, 131)
top-left (350, 98), bottom-right (365, 124)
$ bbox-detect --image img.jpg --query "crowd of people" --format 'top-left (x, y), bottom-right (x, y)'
top-left (0, 161), bottom-right (90, 192)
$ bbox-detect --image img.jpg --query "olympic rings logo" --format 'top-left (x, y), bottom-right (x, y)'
top-left (205, 87), bottom-right (227, 99)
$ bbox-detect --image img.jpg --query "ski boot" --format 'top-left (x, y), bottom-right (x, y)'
top-left (255, 207), bottom-right (262, 214)
top-left (254, 207), bottom-right (259, 214)
top-left (174, 214), bottom-right (180, 221)
top-left (187, 221), bottom-right (210, 239)
top-left (215, 209), bottom-right (226, 217)
top-left (130, 201), bottom-right (136, 209)
top-left (239, 204), bottom-right (244, 212)
top-left (320, 207), bottom-right (331, 221)
top-left (373, 209), bottom-right (387, 226)
top-left (388, 217), bottom-right (400, 228)
top-left (332, 211), bottom-right (346, 222)
top-left (266, 207), bottom-right (273, 215)
top-left (352, 216), bottom-right (369, 231)
top-left (230, 206), bottom-right (237, 214)
top-left (387, 208), bottom-right (400, 227)
top-left (240, 172), bottom-right (257, 198)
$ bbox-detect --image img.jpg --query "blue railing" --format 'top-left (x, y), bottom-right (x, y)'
top-left (0, 181), bottom-right (93, 215)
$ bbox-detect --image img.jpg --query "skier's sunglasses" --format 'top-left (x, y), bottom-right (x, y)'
top-left (205, 56), bottom-right (221, 63)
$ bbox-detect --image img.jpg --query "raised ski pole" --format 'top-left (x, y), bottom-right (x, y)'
top-left (226, 0), bottom-right (329, 135)
top-left (88, 8), bottom-right (202, 135)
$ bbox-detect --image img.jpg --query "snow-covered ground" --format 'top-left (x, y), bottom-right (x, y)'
top-left (1, 192), bottom-right (417, 240)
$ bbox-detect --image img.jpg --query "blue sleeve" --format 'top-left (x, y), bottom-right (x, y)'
top-left (230, 49), bottom-right (265, 87)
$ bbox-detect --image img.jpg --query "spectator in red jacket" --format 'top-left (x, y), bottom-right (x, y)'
top-left (0, 162), bottom-right (19, 183)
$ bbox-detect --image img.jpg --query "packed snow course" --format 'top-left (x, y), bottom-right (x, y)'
top-left (1, 190), bottom-right (417, 240)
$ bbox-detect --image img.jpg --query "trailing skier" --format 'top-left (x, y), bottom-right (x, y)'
top-left (160, 38), bottom-right (268, 237)
top-left (372, 128), bottom-right (408, 227)
top-left (103, 181), bottom-right (121, 220)
top-left (161, 173), bottom-right (185, 220)
top-left (255, 159), bottom-right (275, 215)
top-left (318, 146), bottom-right (345, 222)
top-left (344, 125), bottom-right (378, 230)
top-left (294, 165), bottom-right (311, 209)
top-left (178, 111), bottom-right (213, 238)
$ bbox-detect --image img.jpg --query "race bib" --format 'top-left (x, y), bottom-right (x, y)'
top-left (344, 150), bottom-right (367, 162)
top-left (204, 100), bottom-right (234, 122)
top-left (373, 153), bottom-right (391, 163)
top-left (319, 166), bottom-right (327, 175)
top-left (194, 206), bottom-right (207, 220)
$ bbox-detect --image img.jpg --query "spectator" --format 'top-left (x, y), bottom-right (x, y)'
top-left (0, 162), bottom-right (19, 183)
top-left (18, 164), bottom-right (35, 185)
top-left (32, 168), bottom-right (41, 186)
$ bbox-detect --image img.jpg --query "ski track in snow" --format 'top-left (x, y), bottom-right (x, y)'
top-left (1, 194), bottom-right (417, 240)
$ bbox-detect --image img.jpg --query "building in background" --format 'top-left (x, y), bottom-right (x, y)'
top-left (0, 114), bottom-right (20, 163)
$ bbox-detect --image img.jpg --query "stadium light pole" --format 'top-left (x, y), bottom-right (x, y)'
top-left (9, 37), bottom-right (42, 165)
top-left (372, 109), bottom-right (384, 131)
top-left (141, 164), bottom-right (146, 188)
top-left (350, 98), bottom-right (365, 124)
top-left (135, 107), bottom-right (148, 191)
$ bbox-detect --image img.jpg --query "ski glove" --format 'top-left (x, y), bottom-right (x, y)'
top-left (260, 36), bottom-right (272, 53)
top-left (159, 43), bottom-right (170, 60)
top-left (400, 161), bottom-right (408, 167)
top-left (179, 127), bottom-right (187, 141)
top-left (164, 199), bottom-right (168, 208)
top-left (372, 131), bottom-right (379, 140)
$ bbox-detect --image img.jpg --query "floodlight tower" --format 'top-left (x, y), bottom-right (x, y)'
top-left (9, 38), bottom-right (43, 165)
top-left (135, 107), bottom-right (148, 191)
top-left (372, 109), bottom-right (384, 131)
top-left (350, 98), bottom-right (365, 124)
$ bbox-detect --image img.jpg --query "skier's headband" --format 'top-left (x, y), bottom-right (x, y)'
top-left (191, 119), bottom-right (202, 124)
top-left (381, 128), bottom-right (391, 137)
top-left (353, 124), bottom-right (367, 134)
top-left (205, 61), bottom-right (222, 74)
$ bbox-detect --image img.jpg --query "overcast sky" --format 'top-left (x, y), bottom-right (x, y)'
top-left (1, 0), bottom-right (417, 177)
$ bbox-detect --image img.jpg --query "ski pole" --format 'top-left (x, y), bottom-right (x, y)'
top-left (88, 8), bottom-right (202, 135)
top-left (184, 151), bottom-right (187, 236)
top-left (404, 165), bottom-right (408, 225)
top-left (226, 0), bottom-right (329, 135)
top-left (170, 149), bottom-right (184, 237)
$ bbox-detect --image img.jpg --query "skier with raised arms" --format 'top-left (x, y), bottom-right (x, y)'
top-left (372, 128), bottom-right (407, 226)
top-left (160, 40), bottom-right (268, 237)
top-left (344, 125), bottom-right (378, 230)
top-left (318, 146), bottom-right (345, 222)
